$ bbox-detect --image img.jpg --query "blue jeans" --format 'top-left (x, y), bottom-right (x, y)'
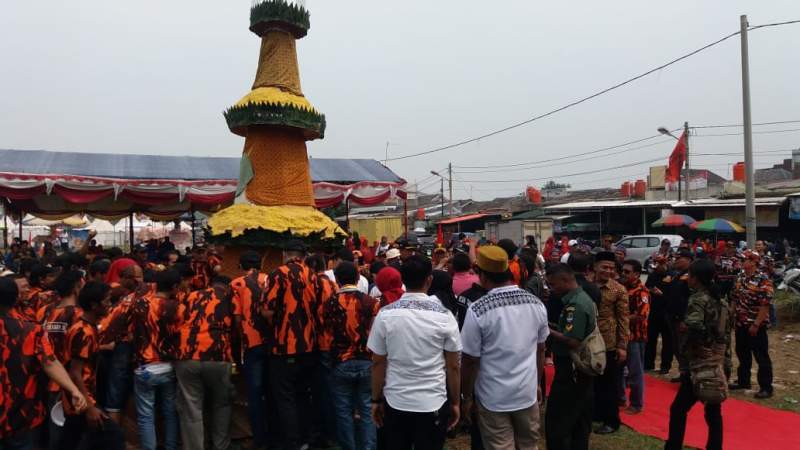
top-left (330, 359), bottom-right (376, 450)
top-left (134, 365), bottom-right (178, 450)
top-left (619, 341), bottom-right (646, 409)
top-left (104, 342), bottom-right (133, 412)
top-left (314, 352), bottom-right (337, 442)
top-left (243, 344), bottom-right (270, 447)
top-left (0, 432), bottom-right (32, 450)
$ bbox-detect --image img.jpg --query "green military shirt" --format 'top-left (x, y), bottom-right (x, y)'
top-left (553, 287), bottom-right (596, 357)
top-left (681, 288), bottom-right (730, 365)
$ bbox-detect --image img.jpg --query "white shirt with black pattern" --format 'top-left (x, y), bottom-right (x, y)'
top-left (461, 284), bottom-right (549, 412)
top-left (367, 292), bottom-right (462, 413)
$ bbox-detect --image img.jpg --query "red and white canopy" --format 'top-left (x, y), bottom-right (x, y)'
top-left (0, 150), bottom-right (406, 220)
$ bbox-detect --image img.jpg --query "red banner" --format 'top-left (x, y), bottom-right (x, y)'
top-left (666, 131), bottom-right (687, 182)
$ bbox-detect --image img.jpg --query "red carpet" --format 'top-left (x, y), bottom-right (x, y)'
top-left (544, 366), bottom-right (800, 449)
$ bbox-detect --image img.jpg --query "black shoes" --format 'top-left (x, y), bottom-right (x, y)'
top-left (728, 383), bottom-right (752, 391)
top-left (594, 425), bottom-right (618, 435)
top-left (755, 390), bottom-right (774, 399)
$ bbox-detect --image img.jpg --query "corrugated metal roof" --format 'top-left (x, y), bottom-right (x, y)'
top-left (543, 200), bottom-right (673, 210)
top-left (0, 149), bottom-right (404, 184)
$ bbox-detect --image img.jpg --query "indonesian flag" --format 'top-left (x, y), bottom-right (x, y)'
top-left (666, 131), bottom-right (687, 182)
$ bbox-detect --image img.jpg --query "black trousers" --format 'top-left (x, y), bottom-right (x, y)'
top-left (57, 414), bottom-right (124, 450)
top-left (645, 311), bottom-right (673, 371)
top-left (270, 353), bottom-right (318, 450)
top-left (668, 320), bottom-right (688, 371)
top-left (665, 374), bottom-right (722, 450)
top-left (546, 357), bottom-right (593, 450)
top-left (734, 325), bottom-right (773, 392)
top-left (593, 351), bottom-right (620, 429)
top-left (384, 402), bottom-right (449, 450)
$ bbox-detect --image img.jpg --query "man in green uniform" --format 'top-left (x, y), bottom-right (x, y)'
top-left (545, 263), bottom-right (597, 450)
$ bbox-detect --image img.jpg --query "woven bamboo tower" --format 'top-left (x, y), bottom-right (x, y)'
top-left (208, 0), bottom-right (344, 275)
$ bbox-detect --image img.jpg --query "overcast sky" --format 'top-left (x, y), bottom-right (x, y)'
top-left (2, 0), bottom-right (800, 200)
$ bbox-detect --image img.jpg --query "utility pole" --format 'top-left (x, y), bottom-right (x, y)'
top-left (684, 121), bottom-right (690, 201)
top-left (448, 162), bottom-right (453, 216)
top-left (440, 177), bottom-right (445, 220)
top-left (741, 14), bottom-right (757, 248)
top-left (384, 141), bottom-right (390, 166)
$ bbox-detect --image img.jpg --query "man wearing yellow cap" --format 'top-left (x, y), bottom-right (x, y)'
top-left (461, 246), bottom-right (549, 449)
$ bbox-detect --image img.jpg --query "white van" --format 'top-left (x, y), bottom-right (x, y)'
top-left (614, 234), bottom-right (684, 265)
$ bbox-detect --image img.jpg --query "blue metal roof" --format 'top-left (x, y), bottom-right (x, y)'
top-left (0, 149), bottom-right (403, 184)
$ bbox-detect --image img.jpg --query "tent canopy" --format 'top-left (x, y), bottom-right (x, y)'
top-left (0, 149), bottom-right (406, 220)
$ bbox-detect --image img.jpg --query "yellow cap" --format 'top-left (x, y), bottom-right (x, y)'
top-left (476, 246), bottom-right (510, 273)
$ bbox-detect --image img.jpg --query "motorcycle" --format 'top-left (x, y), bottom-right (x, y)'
top-left (777, 261), bottom-right (800, 296)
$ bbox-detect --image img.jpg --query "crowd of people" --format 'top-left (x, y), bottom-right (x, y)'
top-left (0, 229), bottom-right (788, 450)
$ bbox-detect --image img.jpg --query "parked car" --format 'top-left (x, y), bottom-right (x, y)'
top-left (614, 234), bottom-right (683, 266)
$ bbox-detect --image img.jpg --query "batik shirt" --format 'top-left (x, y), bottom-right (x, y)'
top-left (178, 286), bottom-right (233, 362)
top-left (101, 292), bottom-right (180, 366)
top-left (314, 273), bottom-right (338, 352)
top-left (265, 260), bottom-right (319, 355)
top-left (731, 271), bottom-right (773, 327)
top-left (323, 286), bottom-right (380, 363)
top-left (626, 279), bottom-right (650, 342)
top-left (0, 314), bottom-right (55, 439)
top-left (231, 271), bottom-right (269, 350)
top-left (596, 278), bottom-right (630, 351)
top-left (63, 319), bottom-right (99, 415)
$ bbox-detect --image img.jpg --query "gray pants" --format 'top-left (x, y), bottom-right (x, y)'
top-left (174, 360), bottom-right (233, 450)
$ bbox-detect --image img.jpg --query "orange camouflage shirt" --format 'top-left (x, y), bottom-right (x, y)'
top-left (37, 303), bottom-right (83, 393)
top-left (265, 260), bottom-right (319, 356)
top-left (63, 319), bottom-right (99, 415)
top-left (15, 287), bottom-right (43, 322)
top-left (178, 286), bottom-right (233, 362)
top-left (231, 271), bottom-right (269, 350)
top-left (314, 273), bottom-right (338, 352)
top-left (101, 291), bottom-right (180, 366)
top-left (626, 279), bottom-right (651, 342)
top-left (0, 314), bottom-right (56, 438)
top-left (323, 287), bottom-right (380, 363)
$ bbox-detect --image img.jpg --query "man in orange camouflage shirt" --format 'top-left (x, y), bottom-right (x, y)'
top-left (0, 277), bottom-right (87, 450)
top-left (618, 259), bottom-right (650, 415)
top-left (263, 240), bottom-right (320, 450)
top-left (175, 275), bottom-right (235, 450)
top-left (58, 281), bottom-right (123, 450)
top-left (231, 250), bottom-right (274, 449)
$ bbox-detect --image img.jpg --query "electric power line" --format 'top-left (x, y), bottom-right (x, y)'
top-left (691, 119), bottom-right (800, 129)
top-left (385, 18), bottom-right (800, 162)
top-left (693, 127), bottom-right (800, 137)
top-left (453, 156), bottom-right (667, 184)
top-left (385, 31), bottom-right (742, 161)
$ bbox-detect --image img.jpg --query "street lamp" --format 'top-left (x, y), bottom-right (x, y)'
top-left (430, 171), bottom-right (446, 218)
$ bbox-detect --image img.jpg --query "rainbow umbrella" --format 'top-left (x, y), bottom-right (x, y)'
top-left (690, 218), bottom-right (745, 233)
top-left (652, 214), bottom-right (696, 228)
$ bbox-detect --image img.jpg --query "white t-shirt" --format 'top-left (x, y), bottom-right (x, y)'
top-left (324, 269), bottom-right (369, 294)
top-left (461, 285), bottom-right (549, 412)
top-left (367, 292), bottom-right (462, 413)
top-left (560, 252), bottom-right (571, 264)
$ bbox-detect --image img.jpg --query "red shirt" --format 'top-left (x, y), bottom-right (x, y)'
top-left (314, 273), bottom-right (338, 352)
